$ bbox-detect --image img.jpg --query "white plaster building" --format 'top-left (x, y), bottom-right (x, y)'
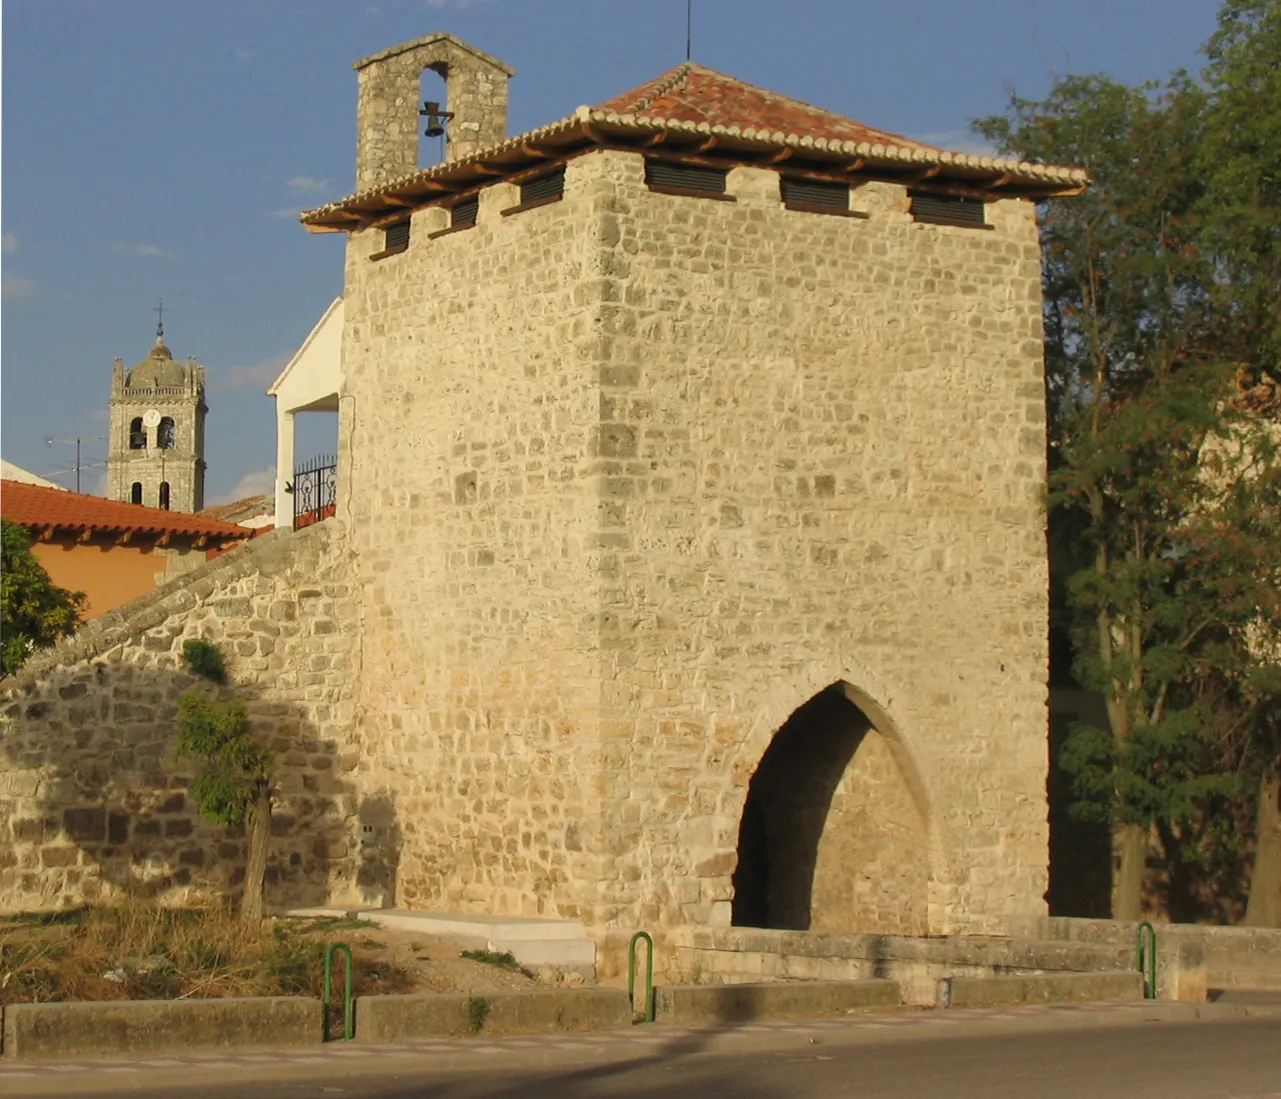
top-left (268, 297), bottom-right (344, 530)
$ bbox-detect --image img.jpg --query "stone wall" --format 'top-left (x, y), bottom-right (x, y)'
top-left (339, 145), bottom-right (1050, 941)
top-left (0, 522), bottom-right (373, 914)
top-left (339, 157), bottom-right (607, 922)
top-left (586, 153), bottom-right (1050, 937)
top-left (1004, 915), bottom-right (1281, 992)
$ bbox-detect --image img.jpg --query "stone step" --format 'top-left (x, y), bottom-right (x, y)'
top-left (278, 907), bottom-right (596, 973)
top-left (488, 937), bottom-right (597, 967)
top-left (362, 909), bottom-right (588, 943)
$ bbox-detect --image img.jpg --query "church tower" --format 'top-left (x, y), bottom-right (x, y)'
top-left (107, 312), bottom-right (207, 513)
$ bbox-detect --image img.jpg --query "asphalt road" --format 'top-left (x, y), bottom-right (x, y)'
top-left (15, 1016), bottom-right (1281, 1099)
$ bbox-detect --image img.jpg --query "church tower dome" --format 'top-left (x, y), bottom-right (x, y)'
top-left (105, 305), bottom-right (208, 513)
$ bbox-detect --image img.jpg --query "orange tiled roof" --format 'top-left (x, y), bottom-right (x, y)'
top-left (199, 494), bottom-right (273, 524)
top-left (599, 64), bottom-right (935, 151)
top-left (1, 480), bottom-right (250, 541)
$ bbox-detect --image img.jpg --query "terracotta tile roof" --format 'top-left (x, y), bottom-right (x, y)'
top-left (199, 494), bottom-right (274, 524)
top-left (1, 480), bottom-right (250, 541)
top-left (599, 64), bottom-right (935, 151)
top-left (303, 60), bottom-right (1086, 231)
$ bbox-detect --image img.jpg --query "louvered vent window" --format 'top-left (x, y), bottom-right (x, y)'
top-left (909, 191), bottom-right (988, 227)
top-left (452, 196), bottom-right (479, 229)
top-left (521, 169), bottom-right (565, 205)
top-left (781, 177), bottom-right (849, 212)
top-left (645, 160), bottom-right (728, 196)
top-left (384, 219), bottom-right (410, 251)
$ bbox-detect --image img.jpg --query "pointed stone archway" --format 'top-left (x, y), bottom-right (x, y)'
top-left (731, 682), bottom-right (930, 934)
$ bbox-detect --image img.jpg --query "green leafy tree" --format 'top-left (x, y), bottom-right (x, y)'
top-left (976, 1), bottom-right (1281, 921)
top-left (1, 518), bottom-right (85, 676)
top-left (175, 640), bottom-right (274, 925)
top-left (1199, 0), bottom-right (1281, 380)
top-left (1197, 0), bottom-right (1281, 924)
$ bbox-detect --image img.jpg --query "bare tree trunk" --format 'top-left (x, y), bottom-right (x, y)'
top-left (240, 784), bottom-right (271, 927)
top-left (1112, 821), bottom-right (1147, 921)
top-left (1245, 774), bottom-right (1281, 927)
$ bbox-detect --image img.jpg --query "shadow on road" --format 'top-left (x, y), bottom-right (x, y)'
top-left (315, 1025), bottom-right (788, 1099)
top-left (331, 1025), bottom-right (782, 1099)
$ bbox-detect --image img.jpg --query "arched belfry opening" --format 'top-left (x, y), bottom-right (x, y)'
top-left (731, 683), bottom-right (929, 934)
top-left (418, 67), bottom-right (450, 169)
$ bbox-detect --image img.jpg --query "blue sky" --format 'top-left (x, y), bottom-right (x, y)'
top-left (2, 0), bottom-right (1220, 503)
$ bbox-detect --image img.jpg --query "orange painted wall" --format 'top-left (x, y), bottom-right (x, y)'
top-left (30, 539), bottom-right (164, 621)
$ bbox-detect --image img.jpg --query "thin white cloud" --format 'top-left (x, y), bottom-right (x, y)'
top-left (287, 176), bottom-right (330, 195)
top-left (365, 4), bottom-right (382, 12)
top-left (426, 0), bottom-right (496, 7)
top-left (86, 408), bottom-right (110, 424)
top-left (219, 351), bottom-right (291, 391)
top-left (2, 275), bottom-right (38, 302)
top-left (2, 232), bottom-right (17, 254)
top-left (234, 46), bottom-right (253, 63)
top-left (118, 242), bottom-right (169, 259)
top-left (910, 131), bottom-right (1001, 158)
top-left (270, 207), bottom-right (303, 220)
top-left (210, 466), bottom-right (276, 506)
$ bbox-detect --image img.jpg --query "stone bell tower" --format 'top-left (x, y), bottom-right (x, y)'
top-left (106, 312), bottom-right (207, 513)
top-left (352, 32), bottom-right (514, 192)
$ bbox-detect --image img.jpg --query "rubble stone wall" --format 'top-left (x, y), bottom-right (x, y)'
top-left (0, 522), bottom-right (374, 914)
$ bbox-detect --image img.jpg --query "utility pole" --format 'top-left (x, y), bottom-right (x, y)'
top-left (44, 435), bottom-right (106, 494)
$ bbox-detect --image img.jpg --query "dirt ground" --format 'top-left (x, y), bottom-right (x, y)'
top-left (0, 908), bottom-right (568, 1004)
top-left (287, 917), bottom-right (547, 995)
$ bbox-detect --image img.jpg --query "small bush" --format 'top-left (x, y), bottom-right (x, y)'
top-left (304, 916), bottom-right (369, 933)
top-left (461, 949), bottom-right (519, 970)
top-left (180, 638), bottom-right (227, 684)
top-left (467, 995), bottom-right (490, 1032)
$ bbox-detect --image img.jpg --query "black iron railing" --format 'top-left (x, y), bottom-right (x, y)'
top-left (293, 454), bottom-right (337, 530)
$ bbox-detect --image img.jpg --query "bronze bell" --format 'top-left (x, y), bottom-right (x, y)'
top-left (419, 100), bottom-right (453, 139)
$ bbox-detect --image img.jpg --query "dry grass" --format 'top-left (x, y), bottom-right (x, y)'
top-left (0, 906), bottom-right (413, 1005)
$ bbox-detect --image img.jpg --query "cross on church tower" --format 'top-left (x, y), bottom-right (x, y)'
top-left (155, 300), bottom-right (166, 341)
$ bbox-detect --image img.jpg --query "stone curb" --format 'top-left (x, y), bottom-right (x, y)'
top-left (1, 996), bottom-right (323, 1061)
top-left (938, 970), bottom-right (1144, 1008)
top-left (655, 979), bottom-right (900, 1024)
top-left (5, 976), bottom-right (1251, 1062)
top-left (357, 988), bottom-right (632, 1041)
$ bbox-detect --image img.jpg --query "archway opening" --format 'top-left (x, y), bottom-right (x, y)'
top-left (731, 682), bottom-right (928, 934)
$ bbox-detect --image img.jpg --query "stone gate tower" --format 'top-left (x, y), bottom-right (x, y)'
top-left (297, 34), bottom-right (1086, 945)
top-left (107, 321), bottom-right (207, 513)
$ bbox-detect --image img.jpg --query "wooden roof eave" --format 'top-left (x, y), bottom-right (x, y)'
top-left (300, 118), bottom-right (1086, 230)
top-left (303, 129), bottom-right (603, 231)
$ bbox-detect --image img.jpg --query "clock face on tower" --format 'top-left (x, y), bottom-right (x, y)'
top-left (142, 409), bottom-right (162, 428)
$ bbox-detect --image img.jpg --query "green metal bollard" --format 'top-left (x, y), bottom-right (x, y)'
top-left (628, 931), bottom-right (655, 1024)
top-left (324, 941), bottom-right (355, 1041)
top-left (1136, 921), bottom-right (1157, 1000)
